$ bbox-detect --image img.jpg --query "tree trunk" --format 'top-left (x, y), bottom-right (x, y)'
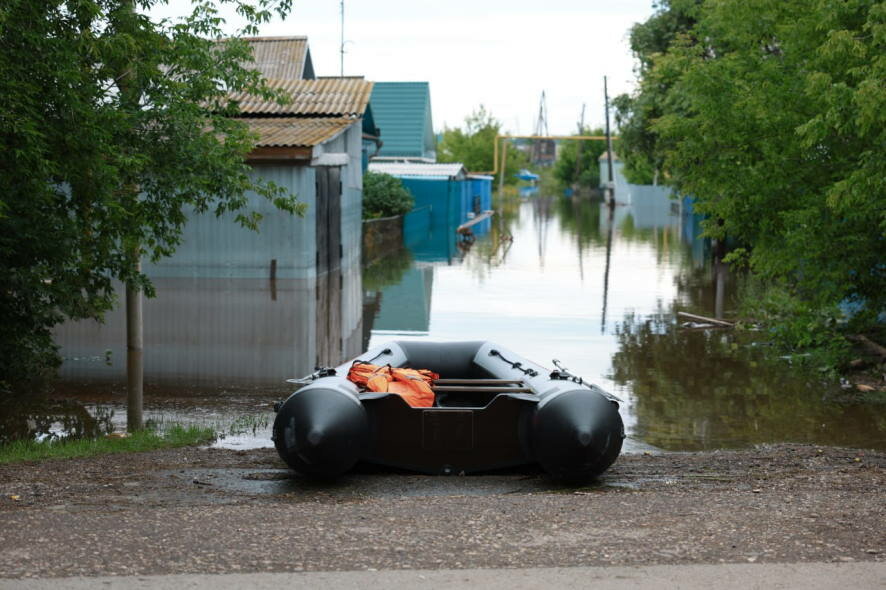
top-left (126, 259), bottom-right (143, 431)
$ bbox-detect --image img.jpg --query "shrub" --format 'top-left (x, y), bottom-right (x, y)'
top-left (362, 172), bottom-right (414, 219)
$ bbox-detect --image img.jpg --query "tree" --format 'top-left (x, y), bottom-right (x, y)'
top-left (437, 105), bottom-right (528, 185)
top-left (0, 0), bottom-right (301, 398)
top-left (552, 127), bottom-right (607, 188)
top-left (616, 0), bottom-right (885, 364)
top-left (613, 0), bottom-right (702, 184)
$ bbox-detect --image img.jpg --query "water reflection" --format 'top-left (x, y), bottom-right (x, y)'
top-left (364, 179), bottom-right (886, 451)
top-left (611, 312), bottom-right (886, 450)
top-left (14, 168), bottom-right (884, 452)
top-left (0, 395), bottom-right (114, 444)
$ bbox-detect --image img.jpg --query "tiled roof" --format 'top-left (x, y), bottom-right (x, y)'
top-left (238, 117), bottom-right (355, 147)
top-left (229, 78), bottom-right (374, 117)
top-left (368, 162), bottom-right (466, 179)
top-left (242, 37), bottom-right (311, 80)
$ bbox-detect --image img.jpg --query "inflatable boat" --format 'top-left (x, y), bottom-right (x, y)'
top-left (272, 341), bottom-right (624, 481)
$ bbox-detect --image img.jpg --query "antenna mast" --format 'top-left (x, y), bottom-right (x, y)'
top-left (340, 0), bottom-right (345, 76)
top-left (531, 91), bottom-right (554, 166)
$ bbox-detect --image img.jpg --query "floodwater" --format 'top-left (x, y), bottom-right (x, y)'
top-left (9, 173), bottom-right (885, 453)
top-left (363, 182), bottom-right (885, 452)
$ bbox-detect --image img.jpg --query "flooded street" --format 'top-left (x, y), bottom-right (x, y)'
top-left (30, 175), bottom-right (885, 453)
top-left (365, 182), bottom-right (886, 453)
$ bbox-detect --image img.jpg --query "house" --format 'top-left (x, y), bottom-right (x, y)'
top-left (149, 43), bottom-right (376, 369)
top-left (368, 82), bottom-right (436, 161)
top-left (243, 36), bottom-right (316, 80)
top-left (54, 37), bottom-right (374, 386)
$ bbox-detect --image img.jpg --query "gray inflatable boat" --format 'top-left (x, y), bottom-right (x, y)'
top-left (272, 340), bottom-right (624, 481)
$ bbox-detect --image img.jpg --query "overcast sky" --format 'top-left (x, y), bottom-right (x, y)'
top-left (154, 0), bottom-right (657, 135)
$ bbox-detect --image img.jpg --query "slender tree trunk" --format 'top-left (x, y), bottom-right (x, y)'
top-left (114, 0), bottom-right (144, 431)
top-left (126, 259), bottom-right (143, 431)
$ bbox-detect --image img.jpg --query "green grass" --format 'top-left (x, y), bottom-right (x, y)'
top-left (0, 425), bottom-right (217, 465)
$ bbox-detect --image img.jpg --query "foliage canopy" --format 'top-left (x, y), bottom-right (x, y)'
top-left (552, 127), bottom-right (607, 189)
top-left (0, 0), bottom-right (301, 395)
top-left (362, 172), bottom-right (415, 219)
top-left (614, 0), bottom-right (885, 359)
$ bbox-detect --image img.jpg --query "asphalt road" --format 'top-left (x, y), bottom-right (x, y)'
top-left (1, 563), bottom-right (884, 589)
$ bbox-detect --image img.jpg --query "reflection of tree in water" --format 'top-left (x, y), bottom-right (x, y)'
top-left (362, 243), bottom-right (413, 292)
top-left (0, 395), bottom-right (114, 444)
top-left (610, 311), bottom-right (886, 450)
top-left (554, 195), bottom-right (604, 251)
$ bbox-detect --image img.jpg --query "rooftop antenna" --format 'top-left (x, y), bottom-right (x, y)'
top-left (340, 0), bottom-right (345, 76)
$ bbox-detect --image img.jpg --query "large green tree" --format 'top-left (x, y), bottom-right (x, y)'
top-left (0, 0), bottom-right (301, 396)
top-left (437, 105), bottom-right (528, 185)
top-left (616, 0), bottom-right (884, 360)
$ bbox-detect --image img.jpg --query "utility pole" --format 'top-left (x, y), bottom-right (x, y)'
top-left (573, 103), bottom-right (586, 184)
top-left (603, 76), bottom-right (615, 200)
top-left (498, 139), bottom-right (508, 194)
top-left (340, 0), bottom-right (345, 76)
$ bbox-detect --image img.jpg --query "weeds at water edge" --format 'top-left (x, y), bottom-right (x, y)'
top-left (0, 424), bottom-right (217, 464)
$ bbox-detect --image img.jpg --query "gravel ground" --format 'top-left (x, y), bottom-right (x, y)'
top-left (0, 444), bottom-right (883, 579)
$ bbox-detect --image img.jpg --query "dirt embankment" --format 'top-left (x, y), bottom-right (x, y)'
top-left (0, 444), bottom-right (883, 578)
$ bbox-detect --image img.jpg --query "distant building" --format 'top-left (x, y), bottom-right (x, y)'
top-left (598, 151), bottom-right (626, 195)
top-left (369, 82), bottom-right (436, 161)
top-left (367, 162), bottom-right (492, 262)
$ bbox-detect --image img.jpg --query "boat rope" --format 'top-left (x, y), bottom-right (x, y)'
top-left (357, 348), bottom-right (393, 365)
top-left (311, 366), bottom-right (337, 378)
top-left (488, 349), bottom-right (539, 377)
top-left (549, 359), bottom-right (584, 385)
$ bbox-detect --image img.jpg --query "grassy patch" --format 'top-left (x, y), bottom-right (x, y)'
top-left (0, 425), bottom-right (216, 465)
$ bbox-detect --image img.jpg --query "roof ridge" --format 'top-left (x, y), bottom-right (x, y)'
top-left (241, 36), bottom-right (308, 41)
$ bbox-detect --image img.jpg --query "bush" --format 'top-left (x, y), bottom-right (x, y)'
top-left (362, 172), bottom-right (414, 219)
top-left (737, 276), bottom-right (852, 374)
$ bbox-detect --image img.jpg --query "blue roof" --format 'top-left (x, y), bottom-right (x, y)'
top-left (369, 82), bottom-right (435, 160)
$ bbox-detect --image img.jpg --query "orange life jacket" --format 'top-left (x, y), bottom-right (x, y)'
top-left (347, 363), bottom-right (439, 408)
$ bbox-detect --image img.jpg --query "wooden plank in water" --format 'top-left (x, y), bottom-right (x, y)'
top-left (456, 210), bottom-right (495, 234)
top-left (677, 311), bottom-right (733, 327)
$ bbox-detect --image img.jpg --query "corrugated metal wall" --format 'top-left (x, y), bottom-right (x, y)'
top-left (143, 165), bottom-right (318, 280)
top-left (54, 277), bottom-right (317, 387)
top-left (55, 123), bottom-right (366, 388)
